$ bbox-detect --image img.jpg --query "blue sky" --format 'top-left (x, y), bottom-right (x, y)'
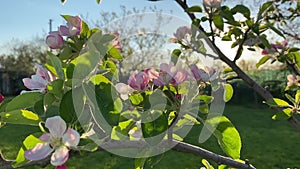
top-left (0, 0), bottom-right (191, 47)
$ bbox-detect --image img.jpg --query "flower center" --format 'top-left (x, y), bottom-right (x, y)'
top-left (50, 137), bottom-right (62, 149)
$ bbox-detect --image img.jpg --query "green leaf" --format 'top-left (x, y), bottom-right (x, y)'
top-left (81, 20), bottom-right (90, 38)
top-left (108, 46), bottom-right (123, 60)
top-left (0, 110), bottom-right (41, 126)
top-left (171, 49), bottom-right (181, 65)
top-left (206, 116), bottom-right (242, 159)
top-left (295, 90), bottom-right (300, 104)
top-left (256, 56), bottom-right (270, 68)
top-left (47, 79), bottom-right (64, 98)
top-left (288, 48), bottom-right (300, 53)
top-left (258, 35), bottom-right (271, 49)
top-left (258, 1), bottom-right (273, 16)
top-left (266, 98), bottom-right (290, 107)
top-left (130, 93), bottom-right (144, 106)
top-left (96, 0), bottom-right (101, 4)
top-left (185, 6), bottom-right (202, 13)
top-left (231, 5), bottom-right (251, 19)
top-left (13, 135), bottom-right (42, 167)
top-left (59, 90), bottom-right (78, 123)
top-left (111, 119), bottom-right (135, 140)
top-left (285, 94), bottom-right (295, 105)
top-left (202, 159), bottom-right (214, 169)
top-left (47, 51), bottom-right (65, 80)
top-left (44, 93), bottom-right (56, 111)
top-left (222, 35), bottom-right (232, 41)
top-left (89, 74), bottom-right (111, 85)
top-left (141, 110), bottom-right (168, 146)
top-left (272, 108), bottom-right (292, 120)
top-left (6, 92), bottom-right (43, 112)
top-left (72, 51), bottom-right (101, 85)
top-left (267, 23), bottom-right (285, 38)
top-left (212, 15), bottom-right (224, 31)
top-left (224, 84), bottom-right (233, 102)
top-left (292, 52), bottom-right (300, 69)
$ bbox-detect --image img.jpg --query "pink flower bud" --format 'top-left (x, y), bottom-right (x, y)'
top-left (46, 32), bottom-right (64, 49)
top-left (261, 49), bottom-right (269, 55)
top-left (0, 93), bottom-right (4, 103)
top-left (203, 0), bottom-right (222, 7)
top-left (128, 72), bottom-right (150, 91)
top-left (56, 164), bottom-right (67, 169)
top-left (66, 16), bottom-right (82, 36)
top-left (59, 25), bottom-right (70, 36)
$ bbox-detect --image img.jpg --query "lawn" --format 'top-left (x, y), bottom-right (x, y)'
top-left (1, 104), bottom-right (300, 169)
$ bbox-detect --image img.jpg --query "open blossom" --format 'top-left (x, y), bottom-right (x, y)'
top-left (22, 65), bottom-right (55, 93)
top-left (128, 120), bottom-right (143, 141)
top-left (25, 116), bottom-right (80, 167)
top-left (287, 74), bottom-right (300, 87)
top-left (115, 83), bottom-right (134, 100)
top-left (190, 64), bottom-right (210, 82)
top-left (128, 72), bottom-right (150, 91)
top-left (46, 32), bottom-right (64, 49)
top-left (159, 63), bottom-right (188, 86)
top-left (0, 93), bottom-right (4, 103)
top-left (59, 16), bottom-right (82, 36)
top-left (173, 26), bottom-right (191, 40)
top-left (203, 0), bottom-right (222, 7)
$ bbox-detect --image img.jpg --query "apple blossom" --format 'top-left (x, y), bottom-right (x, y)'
top-left (203, 0), bottom-right (222, 8)
top-left (173, 26), bottom-right (192, 40)
top-left (59, 16), bottom-right (82, 36)
top-left (128, 120), bottom-right (143, 141)
top-left (190, 64), bottom-right (210, 82)
top-left (25, 116), bottom-right (80, 167)
top-left (128, 72), bottom-right (150, 91)
top-left (159, 63), bottom-right (188, 86)
top-left (22, 65), bottom-right (55, 93)
top-left (287, 74), bottom-right (300, 87)
top-left (115, 83), bottom-right (135, 100)
top-left (46, 32), bottom-right (64, 49)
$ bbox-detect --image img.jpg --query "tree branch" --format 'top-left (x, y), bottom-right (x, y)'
top-left (0, 140), bottom-right (255, 169)
top-left (174, 0), bottom-right (300, 131)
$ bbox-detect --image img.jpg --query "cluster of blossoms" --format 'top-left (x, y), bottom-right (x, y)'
top-left (22, 65), bottom-right (55, 93)
top-left (25, 116), bottom-right (80, 168)
top-left (261, 40), bottom-right (288, 57)
top-left (46, 16), bottom-right (82, 49)
top-left (116, 62), bottom-right (215, 100)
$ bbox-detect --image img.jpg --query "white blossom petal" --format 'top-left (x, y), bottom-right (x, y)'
top-left (62, 128), bottom-right (80, 147)
top-left (25, 143), bottom-right (53, 161)
top-left (46, 116), bottom-right (67, 138)
top-left (39, 133), bottom-right (51, 142)
top-left (50, 146), bottom-right (69, 166)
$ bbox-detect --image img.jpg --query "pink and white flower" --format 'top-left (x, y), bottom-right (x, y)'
top-left (25, 116), bottom-right (80, 167)
top-left (115, 83), bottom-right (135, 100)
top-left (128, 120), bottom-right (143, 141)
top-left (46, 32), bottom-right (64, 49)
top-left (287, 74), bottom-right (300, 87)
top-left (203, 0), bottom-right (222, 8)
top-left (22, 65), bottom-right (55, 93)
top-left (173, 26), bottom-right (192, 40)
top-left (190, 64), bottom-right (210, 82)
top-left (128, 72), bottom-right (150, 91)
top-left (159, 63), bottom-right (188, 86)
top-left (59, 16), bottom-right (82, 36)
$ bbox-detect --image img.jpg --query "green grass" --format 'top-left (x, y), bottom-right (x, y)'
top-left (1, 105), bottom-right (300, 169)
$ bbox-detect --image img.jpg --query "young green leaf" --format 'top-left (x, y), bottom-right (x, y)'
top-left (224, 84), bottom-right (233, 102)
top-left (256, 56), bottom-right (270, 68)
top-left (212, 15), bottom-right (224, 31)
top-left (272, 108), bottom-right (293, 120)
top-left (206, 116), bottom-right (242, 159)
top-left (185, 6), bottom-right (202, 13)
top-left (0, 110), bottom-right (41, 126)
top-left (6, 92), bottom-right (43, 112)
top-left (171, 49), bottom-right (181, 65)
top-left (47, 51), bottom-right (65, 80)
top-left (266, 98), bottom-right (291, 107)
top-left (231, 5), bottom-right (251, 19)
top-left (141, 110), bottom-right (168, 146)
